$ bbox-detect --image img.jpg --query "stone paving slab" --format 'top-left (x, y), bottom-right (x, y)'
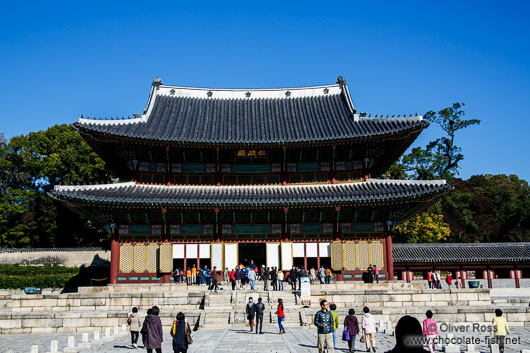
top-left (1, 327), bottom-right (529, 353)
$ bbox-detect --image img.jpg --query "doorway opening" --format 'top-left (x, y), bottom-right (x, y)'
top-left (238, 243), bottom-right (266, 268)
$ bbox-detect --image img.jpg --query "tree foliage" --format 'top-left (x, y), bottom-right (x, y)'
top-left (400, 103), bottom-right (480, 180)
top-left (390, 103), bottom-right (481, 242)
top-left (0, 125), bottom-right (112, 248)
top-left (394, 213), bottom-right (450, 243)
top-left (441, 175), bottom-right (530, 242)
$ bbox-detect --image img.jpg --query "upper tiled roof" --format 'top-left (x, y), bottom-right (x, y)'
top-left (74, 78), bottom-right (426, 145)
top-left (50, 179), bottom-right (449, 208)
top-left (393, 243), bottom-right (530, 263)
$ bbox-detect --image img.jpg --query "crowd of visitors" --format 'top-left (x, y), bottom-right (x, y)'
top-left (427, 270), bottom-right (460, 289)
top-left (173, 259), bottom-right (337, 292)
top-left (126, 302), bottom-right (511, 353)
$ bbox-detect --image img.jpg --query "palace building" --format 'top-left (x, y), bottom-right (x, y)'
top-left (50, 76), bottom-right (450, 284)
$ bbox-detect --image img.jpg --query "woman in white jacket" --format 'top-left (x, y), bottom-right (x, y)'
top-left (361, 306), bottom-right (376, 352)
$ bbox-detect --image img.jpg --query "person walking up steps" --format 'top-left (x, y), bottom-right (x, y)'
top-left (423, 310), bottom-right (438, 353)
top-left (141, 306), bottom-right (163, 353)
top-left (128, 307), bottom-right (142, 349)
top-left (271, 267), bottom-right (278, 291)
top-left (170, 312), bottom-right (191, 353)
top-left (276, 298), bottom-right (285, 334)
top-left (330, 303), bottom-right (339, 348)
top-left (230, 268), bottom-right (236, 290)
top-left (362, 306), bottom-right (376, 352)
top-left (264, 267), bottom-right (270, 291)
top-left (248, 266), bottom-right (257, 291)
top-left (344, 309), bottom-right (359, 353)
top-left (290, 266), bottom-right (298, 290)
top-left (191, 265), bottom-right (197, 285)
top-left (492, 308), bottom-right (510, 353)
top-left (211, 266), bottom-right (219, 291)
top-left (278, 270), bottom-right (284, 291)
top-left (318, 266), bottom-right (326, 284)
top-left (255, 297), bottom-right (265, 334)
top-left (314, 299), bottom-right (334, 353)
top-left (246, 297), bottom-right (256, 332)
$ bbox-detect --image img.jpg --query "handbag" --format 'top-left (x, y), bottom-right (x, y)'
top-left (342, 329), bottom-right (350, 341)
top-left (185, 323), bottom-right (193, 345)
top-left (360, 335), bottom-right (366, 343)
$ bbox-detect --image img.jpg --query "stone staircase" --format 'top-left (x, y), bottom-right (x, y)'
top-left (203, 289), bottom-right (302, 328)
top-left (2, 283), bottom-right (529, 334)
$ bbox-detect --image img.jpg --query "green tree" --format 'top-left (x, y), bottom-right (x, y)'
top-left (401, 103), bottom-right (480, 180)
top-left (389, 103), bottom-right (481, 243)
top-left (441, 175), bottom-right (530, 243)
top-left (0, 125), bottom-right (112, 247)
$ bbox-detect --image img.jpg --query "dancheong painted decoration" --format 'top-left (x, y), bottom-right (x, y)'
top-left (49, 76), bottom-right (450, 283)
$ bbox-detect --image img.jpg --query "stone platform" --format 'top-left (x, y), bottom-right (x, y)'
top-left (1, 282), bottom-right (529, 334)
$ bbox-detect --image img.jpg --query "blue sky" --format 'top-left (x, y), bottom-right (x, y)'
top-left (1, 1), bottom-right (529, 180)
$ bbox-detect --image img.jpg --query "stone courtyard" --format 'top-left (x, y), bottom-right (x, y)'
top-left (2, 282), bottom-right (530, 352)
top-left (2, 326), bottom-right (530, 353)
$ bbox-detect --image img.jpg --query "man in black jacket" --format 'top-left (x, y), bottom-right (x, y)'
top-left (254, 297), bottom-right (265, 334)
top-left (246, 297), bottom-right (256, 332)
top-left (264, 267), bottom-right (270, 291)
top-left (271, 267), bottom-right (278, 291)
top-left (290, 266), bottom-right (298, 291)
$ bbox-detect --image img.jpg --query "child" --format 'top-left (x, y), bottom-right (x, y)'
top-left (492, 308), bottom-right (509, 353)
top-left (423, 310), bottom-right (438, 353)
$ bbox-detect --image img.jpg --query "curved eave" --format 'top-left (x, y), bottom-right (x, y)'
top-left (74, 120), bottom-right (428, 148)
top-left (49, 180), bottom-right (451, 209)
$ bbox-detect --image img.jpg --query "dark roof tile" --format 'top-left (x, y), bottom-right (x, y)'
top-left (51, 179), bottom-right (449, 208)
top-left (75, 83), bottom-right (426, 145)
top-left (393, 243), bottom-right (530, 263)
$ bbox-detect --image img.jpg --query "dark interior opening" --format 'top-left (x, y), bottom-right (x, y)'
top-left (320, 257), bottom-right (331, 270)
top-left (307, 257), bottom-right (319, 271)
top-left (238, 243), bottom-right (266, 268)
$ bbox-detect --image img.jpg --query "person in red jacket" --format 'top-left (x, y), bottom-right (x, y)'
top-left (276, 298), bottom-right (285, 334)
top-left (427, 271), bottom-right (432, 289)
top-left (446, 272), bottom-right (453, 288)
top-left (229, 269), bottom-right (236, 290)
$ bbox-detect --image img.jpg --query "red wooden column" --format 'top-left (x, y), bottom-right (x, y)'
top-left (484, 268), bottom-right (494, 288)
top-left (110, 228), bottom-right (120, 284)
top-left (510, 267), bottom-right (521, 288)
top-left (385, 232), bottom-right (394, 280)
top-left (303, 243), bottom-right (308, 271)
top-left (161, 208), bottom-right (171, 283)
top-left (460, 266), bottom-right (467, 288)
top-left (316, 242), bottom-right (321, 270)
top-left (183, 244), bottom-right (187, 278)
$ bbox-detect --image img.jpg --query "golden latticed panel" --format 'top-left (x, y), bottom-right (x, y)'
top-left (371, 241), bottom-right (384, 270)
top-left (357, 242), bottom-right (370, 270)
top-left (330, 241), bottom-right (344, 270)
top-left (344, 242), bottom-right (356, 270)
top-left (147, 243), bottom-right (159, 273)
top-left (159, 243), bottom-right (173, 273)
top-left (120, 244), bottom-right (133, 273)
top-left (133, 243), bottom-right (146, 273)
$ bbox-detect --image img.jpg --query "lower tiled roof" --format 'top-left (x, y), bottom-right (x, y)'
top-left (393, 242), bottom-right (530, 263)
top-left (50, 179), bottom-right (449, 207)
